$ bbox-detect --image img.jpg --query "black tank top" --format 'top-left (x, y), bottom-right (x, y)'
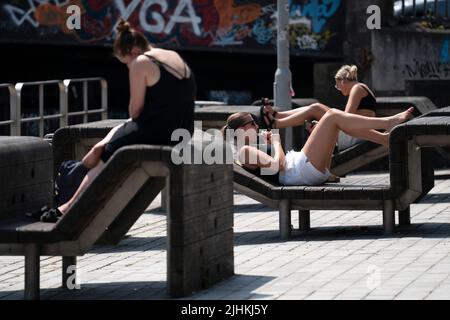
top-left (358, 85), bottom-right (377, 112)
top-left (136, 53), bottom-right (197, 124)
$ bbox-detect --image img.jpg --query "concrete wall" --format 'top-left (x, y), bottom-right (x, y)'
top-left (370, 30), bottom-right (450, 93)
top-left (313, 0), bottom-right (396, 106)
top-left (343, 0), bottom-right (396, 84)
top-left (313, 63), bottom-right (348, 108)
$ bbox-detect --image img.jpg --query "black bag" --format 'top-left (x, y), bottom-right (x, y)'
top-left (54, 160), bottom-right (88, 207)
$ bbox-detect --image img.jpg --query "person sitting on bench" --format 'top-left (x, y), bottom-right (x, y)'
top-left (222, 107), bottom-right (413, 186)
top-left (260, 65), bottom-right (386, 149)
top-left (32, 20), bottom-right (196, 222)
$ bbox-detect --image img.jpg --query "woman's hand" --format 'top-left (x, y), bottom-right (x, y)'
top-left (270, 132), bottom-right (281, 144)
top-left (260, 130), bottom-right (271, 144)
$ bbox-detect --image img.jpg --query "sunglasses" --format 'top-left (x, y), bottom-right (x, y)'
top-left (334, 78), bottom-right (344, 90)
top-left (242, 119), bottom-right (257, 127)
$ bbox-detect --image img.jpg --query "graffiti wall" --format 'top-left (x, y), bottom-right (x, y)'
top-left (0, 0), bottom-right (344, 56)
top-left (371, 30), bottom-right (450, 92)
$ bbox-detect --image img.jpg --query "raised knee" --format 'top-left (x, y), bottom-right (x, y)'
top-left (325, 108), bottom-right (338, 116)
top-left (93, 143), bottom-right (106, 154)
top-left (308, 103), bottom-right (327, 117)
top-left (322, 108), bottom-right (342, 122)
top-left (314, 103), bottom-right (329, 114)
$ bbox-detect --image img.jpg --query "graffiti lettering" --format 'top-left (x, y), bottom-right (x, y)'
top-left (290, 0), bottom-right (341, 33)
top-left (138, 0), bottom-right (167, 34)
top-left (297, 34), bottom-right (319, 50)
top-left (1, 1), bottom-right (343, 55)
top-left (403, 59), bottom-right (450, 79)
top-left (252, 19), bottom-right (274, 45)
top-left (4, 0), bottom-right (40, 27)
top-left (115, 0), bottom-right (201, 36)
top-left (164, 0), bottom-right (201, 36)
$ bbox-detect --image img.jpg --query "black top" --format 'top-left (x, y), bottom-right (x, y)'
top-left (243, 144), bottom-right (279, 184)
top-left (136, 53), bottom-right (197, 134)
top-left (358, 85), bottom-right (377, 112)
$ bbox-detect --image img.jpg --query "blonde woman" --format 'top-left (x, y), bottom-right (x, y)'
top-left (261, 65), bottom-right (387, 150)
top-left (333, 65), bottom-right (387, 150)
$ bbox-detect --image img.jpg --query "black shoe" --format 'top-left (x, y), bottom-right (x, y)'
top-left (40, 208), bottom-right (63, 223)
top-left (25, 206), bottom-right (49, 220)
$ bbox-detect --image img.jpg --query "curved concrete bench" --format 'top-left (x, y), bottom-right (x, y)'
top-left (0, 137), bottom-right (53, 220)
top-left (331, 96), bottom-right (438, 176)
top-left (376, 96), bottom-right (437, 117)
top-left (0, 131), bottom-right (234, 300)
top-left (234, 117), bottom-right (436, 238)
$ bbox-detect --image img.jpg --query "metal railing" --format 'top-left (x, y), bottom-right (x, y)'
top-left (0, 84), bottom-right (18, 135)
top-left (0, 77), bottom-right (108, 137)
top-left (395, 0), bottom-right (450, 22)
top-left (15, 80), bottom-right (66, 137)
top-left (64, 77), bottom-right (108, 123)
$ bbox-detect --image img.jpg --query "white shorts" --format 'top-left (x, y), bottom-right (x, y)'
top-left (337, 131), bottom-right (363, 151)
top-left (279, 150), bottom-right (331, 186)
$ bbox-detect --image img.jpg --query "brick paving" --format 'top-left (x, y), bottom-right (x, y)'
top-left (1, 170), bottom-right (450, 300)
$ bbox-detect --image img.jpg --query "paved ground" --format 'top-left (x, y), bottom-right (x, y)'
top-left (1, 170), bottom-right (450, 300)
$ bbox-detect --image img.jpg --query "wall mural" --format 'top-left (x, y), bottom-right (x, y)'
top-left (0, 0), bottom-right (344, 55)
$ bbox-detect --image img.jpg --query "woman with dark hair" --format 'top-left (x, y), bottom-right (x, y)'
top-left (33, 20), bottom-right (196, 221)
top-left (223, 107), bottom-right (413, 186)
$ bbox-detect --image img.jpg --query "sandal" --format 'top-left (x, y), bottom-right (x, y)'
top-left (40, 208), bottom-right (63, 223)
top-left (259, 98), bottom-right (278, 130)
top-left (261, 98), bottom-right (278, 118)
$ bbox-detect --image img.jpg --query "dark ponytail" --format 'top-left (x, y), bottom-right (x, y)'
top-left (113, 19), bottom-right (150, 56)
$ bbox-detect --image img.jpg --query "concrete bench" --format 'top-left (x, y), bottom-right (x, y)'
top-left (0, 137), bottom-right (53, 219)
top-left (420, 106), bottom-right (450, 117)
top-left (234, 117), bottom-right (439, 238)
top-left (331, 96), bottom-right (438, 176)
top-left (0, 130), bottom-right (234, 300)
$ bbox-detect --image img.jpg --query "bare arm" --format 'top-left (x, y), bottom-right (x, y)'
top-left (128, 57), bottom-right (150, 120)
top-left (344, 85), bottom-right (365, 114)
top-left (238, 136), bottom-right (286, 173)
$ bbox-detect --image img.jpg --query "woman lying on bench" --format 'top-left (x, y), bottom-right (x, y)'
top-left (29, 20), bottom-right (196, 222)
top-left (260, 65), bottom-right (386, 149)
top-left (223, 107), bottom-right (413, 186)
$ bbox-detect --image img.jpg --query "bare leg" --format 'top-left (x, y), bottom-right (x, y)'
top-left (265, 103), bottom-right (329, 128)
top-left (349, 129), bottom-right (389, 146)
top-left (81, 122), bottom-right (127, 169)
top-left (58, 161), bottom-right (105, 214)
top-left (58, 121), bottom-right (129, 213)
top-left (303, 108), bottom-right (413, 172)
top-left (271, 103), bottom-right (330, 119)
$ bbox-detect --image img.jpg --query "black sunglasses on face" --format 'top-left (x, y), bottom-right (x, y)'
top-left (242, 119), bottom-right (257, 127)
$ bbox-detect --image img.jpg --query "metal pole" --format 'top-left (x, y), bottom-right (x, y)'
top-left (274, 0), bottom-right (293, 150)
top-left (39, 84), bottom-right (44, 137)
top-left (59, 81), bottom-right (68, 128)
top-left (83, 81), bottom-right (88, 123)
top-left (101, 79), bottom-right (108, 120)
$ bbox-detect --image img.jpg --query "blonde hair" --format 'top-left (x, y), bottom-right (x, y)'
top-left (335, 65), bottom-right (358, 81)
